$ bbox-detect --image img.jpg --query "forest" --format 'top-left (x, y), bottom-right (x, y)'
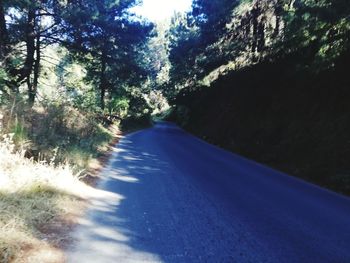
top-left (166, 0), bottom-right (350, 195)
top-left (0, 0), bottom-right (350, 261)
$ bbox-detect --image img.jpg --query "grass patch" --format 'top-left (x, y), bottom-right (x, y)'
top-left (0, 103), bottom-right (120, 262)
top-left (0, 103), bottom-right (117, 172)
top-left (0, 136), bottom-right (92, 262)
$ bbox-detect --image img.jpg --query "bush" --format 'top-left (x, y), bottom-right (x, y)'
top-left (0, 101), bottom-right (114, 172)
top-left (120, 114), bottom-right (152, 132)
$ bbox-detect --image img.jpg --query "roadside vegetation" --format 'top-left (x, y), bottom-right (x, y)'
top-left (0, 0), bottom-right (159, 262)
top-left (161, 0), bottom-right (350, 195)
top-left (0, 101), bottom-right (120, 262)
top-left (0, 132), bottom-right (83, 262)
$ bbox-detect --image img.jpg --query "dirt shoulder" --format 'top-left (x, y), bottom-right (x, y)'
top-left (3, 124), bottom-right (123, 263)
top-left (17, 121), bottom-right (150, 263)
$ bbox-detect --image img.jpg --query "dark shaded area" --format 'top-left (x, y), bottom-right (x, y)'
top-left (171, 49), bottom-right (350, 195)
top-left (120, 115), bottom-right (152, 134)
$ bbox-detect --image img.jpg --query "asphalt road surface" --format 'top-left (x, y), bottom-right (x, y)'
top-left (67, 122), bottom-right (350, 263)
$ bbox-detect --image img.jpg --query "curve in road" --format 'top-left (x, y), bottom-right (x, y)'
top-left (67, 122), bottom-right (350, 263)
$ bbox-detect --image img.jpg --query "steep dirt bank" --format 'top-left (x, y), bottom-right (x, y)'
top-left (170, 51), bottom-right (350, 195)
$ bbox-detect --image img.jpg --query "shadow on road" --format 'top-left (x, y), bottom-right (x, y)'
top-left (67, 137), bottom-right (170, 262)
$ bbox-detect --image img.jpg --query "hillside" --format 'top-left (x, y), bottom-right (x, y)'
top-left (165, 0), bottom-right (350, 195)
top-left (172, 49), bottom-right (350, 194)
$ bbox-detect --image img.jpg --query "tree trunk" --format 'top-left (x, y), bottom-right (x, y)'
top-left (99, 50), bottom-right (107, 110)
top-left (26, 76), bottom-right (32, 101)
top-left (29, 29), bottom-right (40, 105)
top-left (0, 0), bottom-right (8, 60)
top-left (257, 20), bottom-right (265, 52)
top-left (273, 1), bottom-right (283, 38)
top-left (251, 5), bottom-right (260, 53)
top-left (17, 8), bottom-right (36, 86)
top-left (0, 0), bottom-right (10, 98)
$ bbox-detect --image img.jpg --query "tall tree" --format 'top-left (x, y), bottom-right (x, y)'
top-left (0, 0), bottom-right (64, 102)
top-left (59, 0), bottom-right (152, 109)
top-left (0, 0), bottom-right (8, 61)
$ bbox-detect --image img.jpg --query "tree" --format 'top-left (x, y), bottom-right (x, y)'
top-left (0, 0), bottom-right (64, 103)
top-left (282, 0), bottom-right (350, 70)
top-left (192, 0), bottom-right (240, 45)
top-left (0, 0), bottom-right (153, 110)
top-left (58, 0), bottom-right (153, 110)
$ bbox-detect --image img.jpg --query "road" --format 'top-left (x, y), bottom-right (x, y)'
top-left (67, 122), bottom-right (350, 262)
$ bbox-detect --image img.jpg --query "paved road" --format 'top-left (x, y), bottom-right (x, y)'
top-left (67, 122), bottom-right (350, 262)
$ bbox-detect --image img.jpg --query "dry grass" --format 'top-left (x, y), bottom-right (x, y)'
top-left (0, 102), bottom-right (114, 172)
top-left (0, 102), bottom-right (120, 262)
top-left (0, 134), bottom-right (95, 263)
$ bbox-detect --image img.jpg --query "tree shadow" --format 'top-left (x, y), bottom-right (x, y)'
top-left (66, 136), bottom-right (168, 262)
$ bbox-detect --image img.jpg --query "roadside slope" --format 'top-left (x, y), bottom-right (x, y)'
top-left (171, 50), bottom-right (350, 195)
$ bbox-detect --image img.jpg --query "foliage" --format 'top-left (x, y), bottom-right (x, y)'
top-left (163, 0), bottom-right (350, 195)
top-left (0, 0), bottom-right (155, 117)
top-left (0, 101), bottom-right (114, 171)
top-left (160, 0), bottom-right (350, 101)
top-left (166, 13), bottom-right (202, 97)
top-left (282, 0), bottom-right (350, 70)
top-left (57, 0), bottom-right (154, 110)
top-left (109, 97), bottom-right (130, 118)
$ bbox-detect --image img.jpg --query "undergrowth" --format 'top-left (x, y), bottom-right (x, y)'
top-left (0, 102), bottom-right (115, 172)
top-left (0, 101), bottom-right (118, 262)
top-left (0, 133), bottom-right (89, 262)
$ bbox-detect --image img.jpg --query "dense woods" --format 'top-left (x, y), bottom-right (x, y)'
top-left (0, 0), bottom-right (161, 171)
top-left (0, 0), bottom-right (154, 111)
top-left (164, 0), bottom-right (350, 194)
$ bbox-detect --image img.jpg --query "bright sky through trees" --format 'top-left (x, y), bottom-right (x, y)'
top-left (131, 0), bottom-right (192, 21)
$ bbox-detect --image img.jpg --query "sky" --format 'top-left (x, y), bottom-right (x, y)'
top-left (131, 0), bottom-right (192, 22)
